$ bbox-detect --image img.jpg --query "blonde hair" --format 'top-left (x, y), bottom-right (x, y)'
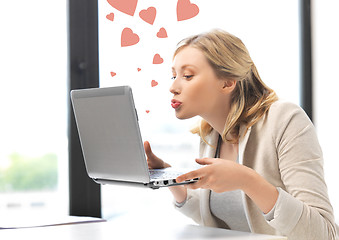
top-left (174, 29), bottom-right (278, 144)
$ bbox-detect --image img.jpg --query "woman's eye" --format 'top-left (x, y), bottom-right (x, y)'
top-left (184, 75), bottom-right (193, 79)
top-left (171, 76), bottom-right (177, 80)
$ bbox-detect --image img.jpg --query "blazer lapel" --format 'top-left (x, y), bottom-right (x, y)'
top-left (201, 129), bottom-right (219, 158)
top-left (238, 125), bottom-right (251, 165)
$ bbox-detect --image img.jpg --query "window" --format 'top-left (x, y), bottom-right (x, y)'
top-left (0, 1), bottom-right (68, 219)
top-left (98, 0), bottom-right (300, 221)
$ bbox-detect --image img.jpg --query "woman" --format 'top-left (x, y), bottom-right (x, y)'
top-left (144, 29), bottom-right (338, 239)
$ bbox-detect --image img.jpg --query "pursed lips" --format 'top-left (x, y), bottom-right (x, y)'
top-left (171, 99), bottom-right (182, 109)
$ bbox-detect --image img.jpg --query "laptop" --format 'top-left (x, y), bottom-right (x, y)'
top-left (70, 85), bottom-right (198, 189)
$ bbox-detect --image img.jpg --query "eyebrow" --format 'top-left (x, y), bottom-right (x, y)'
top-left (172, 64), bottom-right (198, 71)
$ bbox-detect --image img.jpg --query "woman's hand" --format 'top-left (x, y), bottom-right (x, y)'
top-left (144, 141), bottom-right (171, 169)
top-left (144, 141), bottom-right (187, 203)
top-left (176, 157), bottom-right (279, 214)
top-left (176, 158), bottom-right (248, 193)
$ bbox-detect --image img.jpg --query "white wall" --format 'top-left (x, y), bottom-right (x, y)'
top-left (313, 0), bottom-right (339, 222)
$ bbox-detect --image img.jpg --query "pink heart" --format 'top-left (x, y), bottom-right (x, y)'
top-left (156, 27), bottom-right (168, 38)
top-left (107, 0), bottom-right (138, 16)
top-left (176, 0), bottom-right (199, 21)
top-left (153, 54), bottom-right (163, 64)
top-left (121, 28), bottom-right (140, 47)
top-left (151, 80), bottom-right (158, 87)
top-left (137, 68), bottom-right (141, 72)
top-left (110, 71), bottom-right (116, 77)
top-left (106, 13), bottom-right (114, 21)
top-left (139, 7), bottom-right (156, 25)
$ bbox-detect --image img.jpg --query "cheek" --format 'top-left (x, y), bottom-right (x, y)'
top-left (185, 83), bottom-right (205, 105)
top-left (189, 82), bottom-right (216, 104)
top-left (184, 90), bottom-right (213, 117)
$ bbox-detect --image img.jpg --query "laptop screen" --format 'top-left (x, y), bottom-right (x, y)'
top-left (71, 86), bottom-right (150, 183)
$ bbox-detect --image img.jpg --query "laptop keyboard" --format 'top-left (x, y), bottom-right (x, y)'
top-left (149, 169), bottom-right (183, 180)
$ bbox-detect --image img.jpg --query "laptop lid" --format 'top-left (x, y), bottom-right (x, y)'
top-left (70, 86), bottom-right (150, 185)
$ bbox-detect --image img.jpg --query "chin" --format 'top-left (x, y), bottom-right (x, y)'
top-left (175, 111), bottom-right (194, 120)
top-left (176, 115), bottom-right (187, 120)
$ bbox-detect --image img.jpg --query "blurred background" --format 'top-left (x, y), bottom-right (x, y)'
top-left (0, 0), bottom-right (338, 225)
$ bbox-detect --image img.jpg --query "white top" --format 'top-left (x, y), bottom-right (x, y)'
top-left (210, 190), bottom-right (251, 232)
top-left (209, 135), bottom-right (251, 232)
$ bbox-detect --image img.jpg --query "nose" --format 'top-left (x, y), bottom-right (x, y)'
top-left (169, 79), bottom-right (180, 95)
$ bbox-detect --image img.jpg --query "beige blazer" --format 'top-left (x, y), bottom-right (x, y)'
top-left (175, 100), bottom-right (338, 240)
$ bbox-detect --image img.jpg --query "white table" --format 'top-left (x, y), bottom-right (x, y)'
top-left (0, 218), bottom-right (287, 240)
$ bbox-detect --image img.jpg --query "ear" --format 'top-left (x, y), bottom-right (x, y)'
top-left (221, 79), bottom-right (237, 93)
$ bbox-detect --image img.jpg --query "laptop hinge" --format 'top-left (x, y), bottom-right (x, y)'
top-left (93, 178), bottom-right (160, 189)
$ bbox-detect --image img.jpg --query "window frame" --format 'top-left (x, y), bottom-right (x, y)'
top-left (68, 0), bottom-right (101, 217)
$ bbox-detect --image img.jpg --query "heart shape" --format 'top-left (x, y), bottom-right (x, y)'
top-left (139, 7), bottom-right (156, 25)
top-left (106, 13), bottom-right (114, 21)
top-left (137, 68), bottom-right (141, 72)
top-left (176, 0), bottom-right (199, 21)
top-left (110, 71), bottom-right (116, 77)
top-left (153, 54), bottom-right (163, 64)
top-left (121, 28), bottom-right (140, 47)
top-left (156, 27), bottom-right (168, 38)
top-left (107, 0), bottom-right (138, 16)
top-left (151, 80), bottom-right (158, 87)
top-left (146, 110), bottom-right (150, 113)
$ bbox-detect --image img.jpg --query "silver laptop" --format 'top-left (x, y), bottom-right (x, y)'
top-left (70, 85), bottom-right (197, 189)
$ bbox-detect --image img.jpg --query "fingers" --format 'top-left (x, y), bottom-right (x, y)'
top-left (144, 141), bottom-right (170, 169)
top-left (144, 140), bottom-right (158, 160)
top-left (185, 181), bottom-right (202, 190)
top-left (176, 159), bottom-right (215, 183)
top-left (195, 158), bottom-right (215, 165)
top-left (177, 175), bottom-right (213, 190)
top-left (176, 164), bottom-right (213, 190)
top-left (144, 141), bottom-right (155, 168)
top-left (144, 141), bottom-right (152, 156)
top-left (186, 178), bottom-right (209, 190)
top-left (176, 169), bottom-right (202, 183)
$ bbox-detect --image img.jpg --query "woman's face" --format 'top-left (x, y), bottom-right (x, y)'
top-left (170, 46), bottom-right (230, 120)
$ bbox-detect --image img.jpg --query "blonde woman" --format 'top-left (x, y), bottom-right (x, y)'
top-left (144, 29), bottom-right (338, 239)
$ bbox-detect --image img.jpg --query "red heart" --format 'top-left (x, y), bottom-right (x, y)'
top-left (151, 80), bottom-right (158, 87)
top-left (110, 71), bottom-right (116, 77)
top-left (107, 0), bottom-right (138, 16)
top-left (176, 0), bottom-right (199, 21)
top-left (146, 110), bottom-right (150, 113)
top-left (121, 28), bottom-right (140, 47)
top-left (153, 54), bottom-right (163, 64)
top-left (137, 68), bottom-right (141, 72)
top-left (139, 7), bottom-right (156, 25)
top-left (156, 27), bottom-right (168, 38)
top-left (106, 13), bottom-right (114, 21)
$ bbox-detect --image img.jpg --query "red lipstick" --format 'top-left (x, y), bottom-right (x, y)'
top-left (171, 99), bottom-right (182, 109)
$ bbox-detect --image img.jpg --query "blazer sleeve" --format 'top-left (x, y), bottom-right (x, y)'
top-left (173, 136), bottom-right (215, 226)
top-left (173, 188), bottom-right (202, 225)
top-left (268, 102), bottom-right (338, 239)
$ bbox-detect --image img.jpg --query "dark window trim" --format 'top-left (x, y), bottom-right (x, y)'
top-left (300, 0), bottom-right (313, 121)
top-left (67, 0), bottom-right (313, 217)
top-left (67, 0), bottom-right (101, 218)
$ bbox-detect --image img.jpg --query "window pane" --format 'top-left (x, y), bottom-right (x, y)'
top-left (0, 0), bottom-right (68, 219)
top-left (98, 0), bottom-right (299, 221)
